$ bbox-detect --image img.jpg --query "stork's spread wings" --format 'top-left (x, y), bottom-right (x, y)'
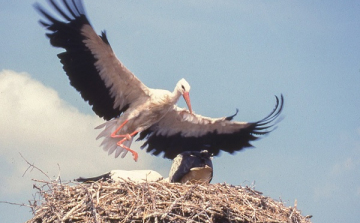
top-left (139, 95), bottom-right (284, 159)
top-left (36, 0), bottom-right (284, 162)
top-left (34, 0), bottom-right (149, 120)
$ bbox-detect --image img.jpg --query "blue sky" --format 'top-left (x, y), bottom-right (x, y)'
top-left (1, 1), bottom-right (359, 222)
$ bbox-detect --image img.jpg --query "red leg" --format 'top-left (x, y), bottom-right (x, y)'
top-left (111, 119), bottom-right (130, 138)
top-left (117, 130), bottom-right (139, 161)
top-left (111, 120), bottom-right (140, 161)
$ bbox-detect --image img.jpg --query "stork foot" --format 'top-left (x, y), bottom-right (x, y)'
top-left (117, 135), bottom-right (139, 162)
top-left (112, 124), bottom-right (139, 161)
top-left (131, 151), bottom-right (139, 162)
top-left (119, 145), bottom-right (138, 161)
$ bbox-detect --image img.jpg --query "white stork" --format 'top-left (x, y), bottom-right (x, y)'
top-left (169, 150), bottom-right (213, 184)
top-left (75, 170), bottom-right (163, 183)
top-left (35, 0), bottom-right (284, 162)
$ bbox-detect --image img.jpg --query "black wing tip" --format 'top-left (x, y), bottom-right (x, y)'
top-left (100, 30), bottom-right (111, 45)
top-left (35, 0), bottom-right (121, 119)
top-left (74, 177), bottom-right (87, 182)
top-left (252, 94), bottom-right (284, 135)
top-left (33, 2), bottom-right (55, 27)
top-left (225, 108), bottom-right (239, 121)
top-left (34, 0), bottom-right (86, 26)
top-left (74, 172), bottom-right (111, 182)
top-left (139, 94), bottom-right (285, 159)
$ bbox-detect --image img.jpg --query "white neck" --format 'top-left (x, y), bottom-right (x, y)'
top-left (170, 86), bottom-right (182, 104)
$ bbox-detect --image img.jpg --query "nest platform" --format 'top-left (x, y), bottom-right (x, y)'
top-left (27, 180), bottom-right (312, 223)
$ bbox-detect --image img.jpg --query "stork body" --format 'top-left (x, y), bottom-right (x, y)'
top-left (35, 0), bottom-right (284, 162)
top-left (169, 150), bottom-right (213, 184)
top-left (95, 80), bottom-right (192, 160)
top-left (75, 170), bottom-right (163, 183)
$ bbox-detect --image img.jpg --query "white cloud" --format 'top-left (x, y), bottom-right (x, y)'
top-left (0, 70), bottom-right (169, 196)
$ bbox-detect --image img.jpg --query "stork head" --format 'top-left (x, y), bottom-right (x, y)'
top-left (177, 78), bottom-right (193, 114)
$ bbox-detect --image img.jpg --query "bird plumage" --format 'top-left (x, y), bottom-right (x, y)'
top-left (75, 170), bottom-right (163, 183)
top-left (169, 150), bottom-right (213, 184)
top-left (35, 0), bottom-right (284, 161)
top-left (138, 95), bottom-right (283, 159)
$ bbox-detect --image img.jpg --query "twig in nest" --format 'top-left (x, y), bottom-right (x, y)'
top-left (19, 152), bottom-right (51, 180)
top-left (0, 201), bottom-right (31, 208)
top-left (26, 180), bottom-right (312, 223)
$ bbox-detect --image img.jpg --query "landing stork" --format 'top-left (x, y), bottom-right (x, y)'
top-left (35, 0), bottom-right (284, 162)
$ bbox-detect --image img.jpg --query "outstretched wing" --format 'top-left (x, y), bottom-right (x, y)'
top-left (138, 95), bottom-right (284, 159)
top-left (34, 0), bottom-right (150, 120)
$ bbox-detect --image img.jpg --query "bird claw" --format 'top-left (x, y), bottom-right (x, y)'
top-left (118, 142), bottom-right (138, 162)
top-left (132, 151), bottom-right (138, 162)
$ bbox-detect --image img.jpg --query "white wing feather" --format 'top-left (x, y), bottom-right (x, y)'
top-left (81, 25), bottom-right (150, 111)
top-left (154, 106), bottom-right (250, 137)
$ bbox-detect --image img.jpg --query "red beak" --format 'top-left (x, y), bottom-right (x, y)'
top-left (182, 92), bottom-right (193, 114)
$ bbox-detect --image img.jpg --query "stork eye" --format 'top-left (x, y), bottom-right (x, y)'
top-left (181, 85), bottom-right (185, 90)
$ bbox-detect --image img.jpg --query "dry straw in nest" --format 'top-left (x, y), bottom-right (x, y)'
top-left (26, 179), bottom-right (312, 223)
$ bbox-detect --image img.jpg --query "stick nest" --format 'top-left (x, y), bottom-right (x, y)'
top-left (26, 179), bottom-right (312, 223)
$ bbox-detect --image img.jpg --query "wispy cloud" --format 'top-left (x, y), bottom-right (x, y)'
top-left (0, 70), bottom-right (166, 196)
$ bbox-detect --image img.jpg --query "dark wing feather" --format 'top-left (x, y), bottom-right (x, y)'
top-left (34, 0), bottom-right (149, 120)
top-left (225, 108), bottom-right (239, 121)
top-left (74, 172), bottom-right (111, 182)
top-left (138, 95), bottom-right (284, 159)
